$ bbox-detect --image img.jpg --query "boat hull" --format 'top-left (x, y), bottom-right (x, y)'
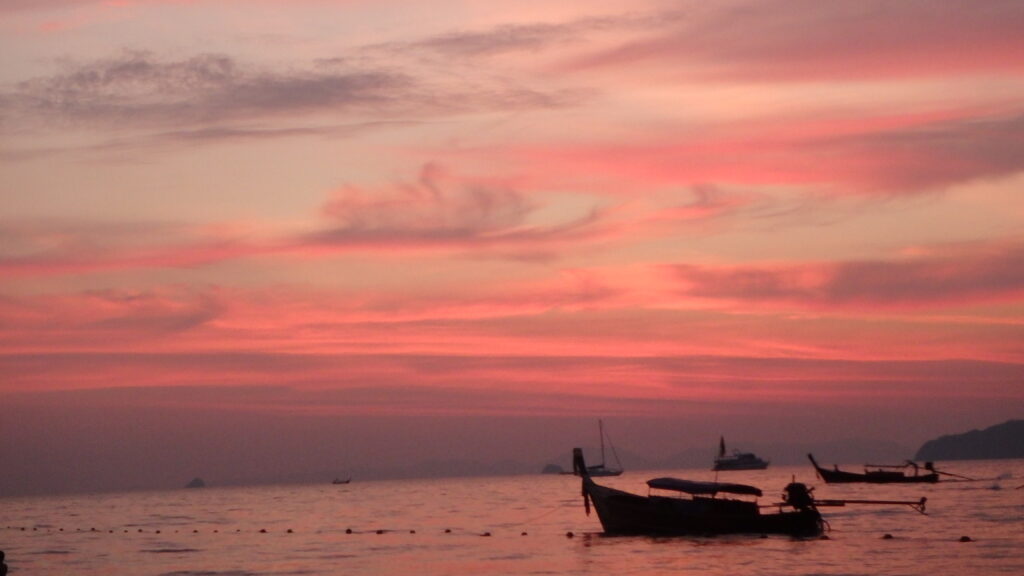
top-left (808, 454), bottom-right (938, 484)
top-left (583, 479), bottom-right (822, 537)
top-left (815, 468), bottom-right (938, 484)
top-left (713, 459), bottom-right (769, 471)
top-left (586, 467), bottom-right (624, 477)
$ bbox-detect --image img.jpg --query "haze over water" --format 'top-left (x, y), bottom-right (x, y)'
top-left (3, 0), bottom-right (1024, 499)
top-left (3, 460), bottom-right (1022, 575)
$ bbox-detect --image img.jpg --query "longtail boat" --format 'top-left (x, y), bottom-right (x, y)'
top-left (808, 454), bottom-right (941, 484)
top-left (573, 448), bottom-right (926, 537)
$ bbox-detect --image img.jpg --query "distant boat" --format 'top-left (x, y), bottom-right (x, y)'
top-left (332, 477), bottom-right (352, 485)
top-left (713, 436), bottom-right (769, 471)
top-left (808, 454), bottom-right (940, 484)
top-left (578, 420), bottom-right (623, 477)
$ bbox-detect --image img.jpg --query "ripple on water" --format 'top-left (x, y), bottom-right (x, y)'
top-left (27, 549), bottom-right (73, 555)
top-left (142, 548), bottom-right (203, 554)
top-left (157, 572), bottom-right (258, 576)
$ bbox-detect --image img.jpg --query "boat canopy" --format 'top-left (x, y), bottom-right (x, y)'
top-left (646, 477), bottom-right (763, 497)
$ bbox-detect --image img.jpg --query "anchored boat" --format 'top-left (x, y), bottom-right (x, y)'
top-left (578, 420), bottom-right (624, 477)
top-left (713, 436), bottom-right (769, 471)
top-left (574, 448), bottom-right (820, 536)
top-left (573, 448), bottom-right (926, 537)
top-left (808, 454), bottom-right (940, 484)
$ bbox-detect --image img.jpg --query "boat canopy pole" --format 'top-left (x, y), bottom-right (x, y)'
top-left (813, 497), bottom-right (928, 515)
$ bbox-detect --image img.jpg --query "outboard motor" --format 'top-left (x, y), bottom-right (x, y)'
top-left (782, 482), bottom-right (816, 511)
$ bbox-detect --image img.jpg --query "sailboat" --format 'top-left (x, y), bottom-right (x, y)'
top-left (579, 420), bottom-right (624, 477)
top-left (713, 436), bottom-right (769, 471)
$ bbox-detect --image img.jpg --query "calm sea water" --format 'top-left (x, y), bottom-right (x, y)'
top-left (3, 460), bottom-right (1022, 575)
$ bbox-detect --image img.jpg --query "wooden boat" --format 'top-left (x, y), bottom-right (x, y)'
top-left (579, 420), bottom-right (624, 477)
top-left (808, 454), bottom-right (939, 484)
top-left (713, 436), bottom-right (769, 471)
top-left (574, 448), bottom-right (823, 536)
top-left (573, 448), bottom-right (926, 537)
top-left (332, 477), bottom-right (351, 485)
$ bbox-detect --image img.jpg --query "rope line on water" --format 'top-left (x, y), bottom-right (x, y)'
top-left (2, 524), bottom-right (577, 538)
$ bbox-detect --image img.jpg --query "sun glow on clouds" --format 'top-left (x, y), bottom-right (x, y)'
top-left (2, 0), bottom-right (1024, 446)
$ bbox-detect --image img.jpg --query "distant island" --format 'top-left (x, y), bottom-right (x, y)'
top-left (185, 477), bottom-right (206, 489)
top-left (541, 463), bottom-right (565, 474)
top-left (915, 419), bottom-right (1024, 461)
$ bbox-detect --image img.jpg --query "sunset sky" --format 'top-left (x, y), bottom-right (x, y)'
top-left (2, 0), bottom-right (1024, 496)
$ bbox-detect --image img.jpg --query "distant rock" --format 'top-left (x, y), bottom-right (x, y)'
top-left (541, 463), bottom-right (565, 474)
top-left (915, 420), bottom-right (1024, 461)
top-left (185, 477), bottom-right (206, 489)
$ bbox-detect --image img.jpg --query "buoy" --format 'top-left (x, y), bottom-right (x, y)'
top-left (959, 536), bottom-right (973, 542)
top-left (444, 529), bottom-right (451, 533)
top-left (883, 534), bottom-right (894, 540)
top-left (376, 529), bottom-right (384, 534)
top-left (156, 530), bottom-right (161, 534)
top-left (521, 532), bottom-right (528, 536)
top-left (566, 531), bottom-right (574, 538)
top-left (287, 529), bottom-right (293, 533)
top-left (259, 529), bottom-right (267, 533)
top-left (345, 528), bottom-right (353, 534)
top-left (481, 532), bottom-right (491, 537)
top-left (409, 530), bottom-right (415, 534)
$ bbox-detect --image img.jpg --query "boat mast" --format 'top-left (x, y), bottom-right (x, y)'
top-left (599, 419), bottom-right (607, 467)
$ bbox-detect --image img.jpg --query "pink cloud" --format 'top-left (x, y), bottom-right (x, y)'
top-left (489, 108), bottom-right (1024, 195)
top-left (0, 164), bottom-right (627, 278)
top-left (569, 0), bottom-right (1024, 81)
top-left (670, 240), bottom-right (1024, 311)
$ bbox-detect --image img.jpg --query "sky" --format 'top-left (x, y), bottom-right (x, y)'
top-left (2, 0), bottom-right (1024, 496)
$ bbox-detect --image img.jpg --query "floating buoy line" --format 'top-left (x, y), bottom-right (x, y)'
top-left (2, 524), bottom-right (571, 538)
top-left (3, 524), bottom-right (976, 542)
top-left (2, 503), bottom-right (582, 539)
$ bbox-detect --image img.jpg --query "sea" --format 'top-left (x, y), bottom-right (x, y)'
top-left (3, 460), bottom-right (1022, 576)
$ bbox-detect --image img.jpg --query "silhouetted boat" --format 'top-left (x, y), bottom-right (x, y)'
top-left (332, 477), bottom-right (351, 485)
top-left (808, 454), bottom-right (939, 484)
top-left (578, 420), bottom-right (623, 477)
top-left (573, 448), bottom-right (926, 537)
top-left (713, 436), bottom-right (769, 471)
